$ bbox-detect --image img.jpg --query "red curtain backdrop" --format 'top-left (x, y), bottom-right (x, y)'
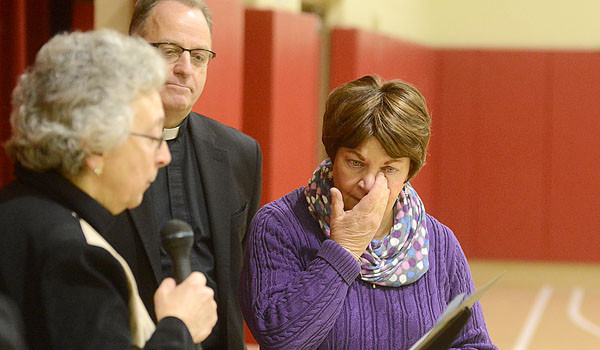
top-left (1, 1), bottom-right (25, 186)
top-left (0, 0), bottom-right (91, 187)
top-left (1, 0), bottom-right (49, 186)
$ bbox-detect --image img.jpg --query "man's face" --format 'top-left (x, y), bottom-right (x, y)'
top-left (142, 1), bottom-right (212, 127)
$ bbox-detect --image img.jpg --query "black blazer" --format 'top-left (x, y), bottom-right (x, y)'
top-left (0, 168), bottom-right (195, 349)
top-left (0, 293), bottom-right (26, 350)
top-left (107, 113), bottom-right (262, 350)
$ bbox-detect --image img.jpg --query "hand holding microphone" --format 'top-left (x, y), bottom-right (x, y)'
top-left (154, 220), bottom-right (217, 345)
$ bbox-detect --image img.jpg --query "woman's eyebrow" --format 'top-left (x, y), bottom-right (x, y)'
top-left (384, 158), bottom-right (403, 165)
top-left (346, 150), bottom-right (366, 160)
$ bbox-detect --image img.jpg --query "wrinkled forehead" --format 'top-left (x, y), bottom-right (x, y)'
top-left (143, 1), bottom-right (212, 48)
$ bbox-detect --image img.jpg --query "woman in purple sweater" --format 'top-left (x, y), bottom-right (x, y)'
top-left (240, 76), bottom-right (497, 349)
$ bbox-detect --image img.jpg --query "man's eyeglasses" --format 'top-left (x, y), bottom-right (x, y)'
top-left (129, 131), bottom-right (165, 150)
top-left (150, 42), bottom-right (216, 67)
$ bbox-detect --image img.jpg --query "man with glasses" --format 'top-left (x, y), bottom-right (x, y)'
top-left (104, 1), bottom-right (262, 349)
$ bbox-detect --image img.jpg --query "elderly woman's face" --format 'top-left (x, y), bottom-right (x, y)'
top-left (96, 91), bottom-right (171, 214)
top-left (333, 137), bottom-right (410, 219)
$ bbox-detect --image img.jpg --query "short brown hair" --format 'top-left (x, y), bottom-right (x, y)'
top-left (129, 0), bottom-right (213, 36)
top-left (322, 75), bottom-right (431, 181)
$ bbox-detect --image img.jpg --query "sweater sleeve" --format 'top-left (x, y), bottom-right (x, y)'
top-left (431, 220), bottom-right (497, 350)
top-left (240, 201), bottom-right (361, 350)
top-left (145, 317), bottom-right (195, 349)
top-left (41, 240), bottom-right (194, 349)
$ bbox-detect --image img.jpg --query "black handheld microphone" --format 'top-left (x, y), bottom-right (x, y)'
top-left (160, 219), bottom-right (194, 284)
top-left (160, 220), bottom-right (204, 349)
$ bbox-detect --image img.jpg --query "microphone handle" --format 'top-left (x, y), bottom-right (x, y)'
top-left (172, 255), bottom-right (192, 284)
top-left (172, 256), bottom-right (201, 349)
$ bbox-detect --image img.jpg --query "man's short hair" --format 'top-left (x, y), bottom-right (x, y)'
top-left (129, 0), bottom-right (213, 36)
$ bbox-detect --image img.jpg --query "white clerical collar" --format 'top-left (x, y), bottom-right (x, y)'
top-left (162, 126), bottom-right (180, 141)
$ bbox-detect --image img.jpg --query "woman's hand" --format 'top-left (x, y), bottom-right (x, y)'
top-left (154, 272), bottom-right (218, 343)
top-left (329, 172), bottom-right (390, 260)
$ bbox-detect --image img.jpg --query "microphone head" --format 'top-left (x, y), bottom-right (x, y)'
top-left (160, 219), bottom-right (194, 284)
top-left (160, 219), bottom-right (194, 251)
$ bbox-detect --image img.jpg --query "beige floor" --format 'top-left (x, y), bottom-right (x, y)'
top-left (246, 261), bottom-right (600, 349)
top-left (470, 260), bottom-right (600, 350)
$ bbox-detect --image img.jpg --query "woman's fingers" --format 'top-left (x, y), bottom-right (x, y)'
top-left (354, 172), bottom-right (389, 215)
top-left (330, 187), bottom-right (345, 220)
top-left (330, 172), bottom-right (390, 257)
top-left (371, 174), bottom-right (390, 218)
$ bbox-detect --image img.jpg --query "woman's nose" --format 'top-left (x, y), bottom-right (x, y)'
top-left (156, 140), bottom-right (171, 168)
top-left (358, 172), bottom-right (378, 192)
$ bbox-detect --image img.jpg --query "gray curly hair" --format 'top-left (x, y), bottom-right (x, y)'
top-left (5, 29), bottom-right (166, 177)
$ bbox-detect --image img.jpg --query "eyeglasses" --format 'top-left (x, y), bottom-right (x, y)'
top-left (150, 42), bottom-right (216, 67)
top-left (129, 131), bottom-right (165, 150)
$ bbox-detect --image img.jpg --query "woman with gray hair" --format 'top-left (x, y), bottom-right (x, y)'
top-left (0, 29), bottom-right (216, 349)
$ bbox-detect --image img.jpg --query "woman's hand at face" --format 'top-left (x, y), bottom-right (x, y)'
top-left (329, 172), bottom-right (390, 261)
top-left (154, 272), bottom-right (218, 343)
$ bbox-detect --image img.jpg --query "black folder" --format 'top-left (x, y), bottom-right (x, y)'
top-left (409, 273), bottom-right (503, 350)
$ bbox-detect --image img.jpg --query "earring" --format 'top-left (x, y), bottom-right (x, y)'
top-left (94, 167), bottom-right (103, 176)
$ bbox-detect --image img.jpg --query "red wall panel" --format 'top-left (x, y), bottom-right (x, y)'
top-left (411, 50), bottom-right (552, 260)
top-left (329, 28), bottom-right (360, 90)
top-left (473, 52), bottom-right (549, 260)
top-left (243, 9), bottom-right (320, 204)
top-left (550, 52), bottom-right (600, 262)
top-left (435, 50), bottom-right (599, 262)
top-left (329, 29), bottom-right (438, 98)
top-left (195, 0), bottom-right (245, 130)
top-left (434, 50), bottom-right (483, 255)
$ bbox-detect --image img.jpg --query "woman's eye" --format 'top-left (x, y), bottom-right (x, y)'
top-left (383, 167), bottom-right (397, 174)
top-left (349, 160), bottom-right (362, 167)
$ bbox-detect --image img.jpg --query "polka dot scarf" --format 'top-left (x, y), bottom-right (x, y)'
top-left (304, 158), bottom-right (430, 287)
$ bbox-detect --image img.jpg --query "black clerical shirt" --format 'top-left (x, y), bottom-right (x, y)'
top-left (149, 118), bottom-right (220, 348)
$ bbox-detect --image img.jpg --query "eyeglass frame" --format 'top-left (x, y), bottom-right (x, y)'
top-left (150, 42), bottom-right (217, 67)
top-left (129, 131), bottom-right (165, 150)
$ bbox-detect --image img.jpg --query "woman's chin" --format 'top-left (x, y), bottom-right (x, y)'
top-left (124, 194), bottom-right (144, 211)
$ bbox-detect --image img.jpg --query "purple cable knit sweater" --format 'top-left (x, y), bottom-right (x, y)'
top-left (240, 188), bottom-right (497, 350)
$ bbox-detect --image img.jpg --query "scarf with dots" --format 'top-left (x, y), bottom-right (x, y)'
top-left (304, 158), bottom-right (430, 287)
